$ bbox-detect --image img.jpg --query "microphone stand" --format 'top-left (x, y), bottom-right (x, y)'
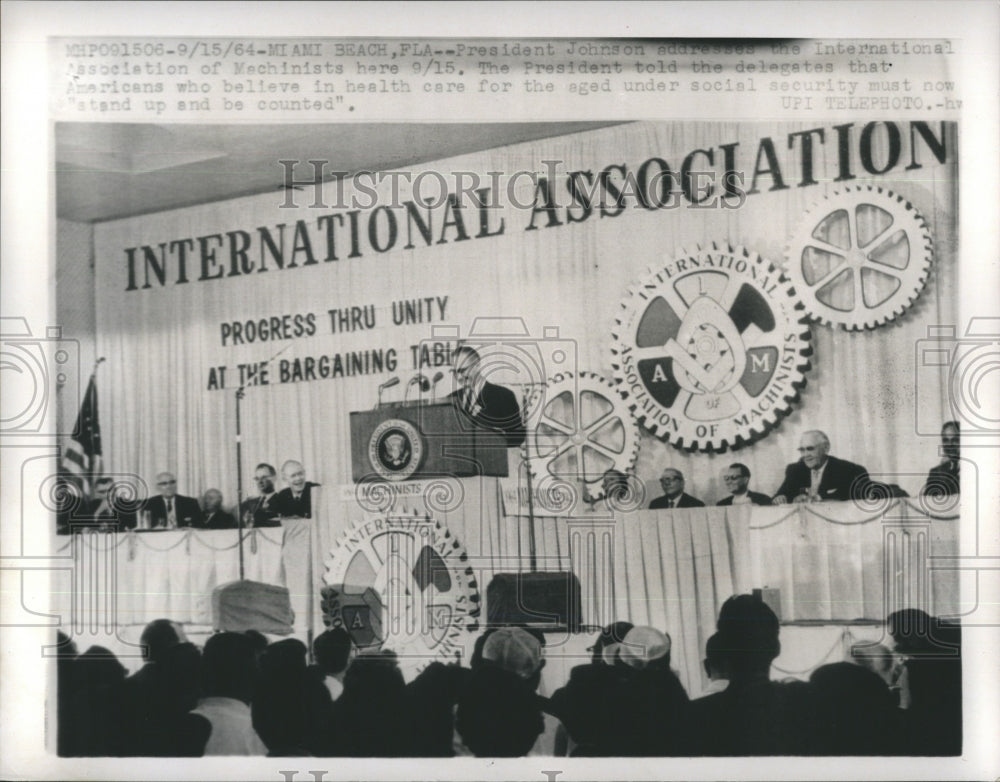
top-left (235, 386), bottom-right (246, 581)
top-left (230, 344), bottom-right (289, 583)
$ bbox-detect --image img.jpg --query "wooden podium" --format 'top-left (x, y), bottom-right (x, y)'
top-left (350, 401), bottom-right (509, 481)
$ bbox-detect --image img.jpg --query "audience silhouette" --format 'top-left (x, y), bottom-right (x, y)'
top-left (55, 602), bottom-right (962, 757)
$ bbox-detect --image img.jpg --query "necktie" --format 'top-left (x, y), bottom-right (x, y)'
top-left (666, 498), bottom-right (674, 508)
top-left (166, 498), bottom-right (175, 527)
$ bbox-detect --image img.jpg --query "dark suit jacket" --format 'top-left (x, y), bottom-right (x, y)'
top-left (717, 490), bottom-right (773, 507)
top-left (922, 460), bottom-right (959, 497)
top-left (449, 381), bottom-right (526, 448)
top-left (201, 509), bottom-right (238, 530)
top-left (239, 493), bottom-right (282, 528)
top-left (271, 482), bottom-right (321, 519)
top-left (649, 492), bottom-right (705, 510)
top-left (142, 494), bottom-right (203, 528)
top-left (773, 455), bottom-right (871, 503)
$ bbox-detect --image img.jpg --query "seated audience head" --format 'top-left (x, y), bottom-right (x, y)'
top-left (589, 620), bottom-right (634, 665)
top-left (797, 430), bottom-right (831, 469)
top-left (704, 631), bottom-right (730, 681)
top-left (334, 649), bottom-right (409, 755)
top-left (341, 649), bottom-right (405, 696)
top-left (715, 594), bottom-right (781, 678)
top-left (659, 468), bottom-right (685, 499)
top-left (243, 629), bottom-right (269, 659)
top-left (850, 642), bottom-right (896, 685)
top-left (260, 638), bottom-right (307, 672)
top-left (202, 631), bottom-right (258, 704)
top-left (482, 626), bottom-right (545, 689)
top-left (139, 618), bottom-right (185, 663)
top-left (619, 626), bottom-right (672, 670)
top-left (254, 463), bottom-right (277, 495)
top-left (941, 420), bottom-right (960, 460)
top-left (202, 488), bottom-right (223, 513)
top-left (280, 460), bottom-right (307, 493)
top-left (886, 608), bottom-right (937, 654)
top-left (313, 627), bottom-right (353, 676)
top-left (722, 463), bottom-right (751, 496)
top-left (155, 472), bottom-right (178, 498)
top-left (456, 663), bottom-right (545, 757)
top-left (77, 644), bottom-right (127, 682)
top-left (810, 660), bottom-right (903, 754)
top-left (254, 638), bottom-right (310, 753)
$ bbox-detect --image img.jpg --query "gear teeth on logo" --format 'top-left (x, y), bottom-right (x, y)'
top-left (612, 243), bottom-right (812, 453)
top-left (526, 370), bottom-right (640, 497)
top-left (322, 513), bottom-right (481, 673)
top-left (784, 185), bottom-right (934, 331)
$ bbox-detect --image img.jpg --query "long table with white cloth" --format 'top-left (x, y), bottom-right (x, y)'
top-left (53, 490), bottom-right (959, 694)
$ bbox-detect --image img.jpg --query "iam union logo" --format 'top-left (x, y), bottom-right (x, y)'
top-left (612, 243), bottom-right (813, 452)
top-left (321, 512), bottom-right (480, 676)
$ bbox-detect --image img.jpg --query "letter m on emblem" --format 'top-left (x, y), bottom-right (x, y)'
top-left (750, 353), bottom-right (771, 372)
top-left (429, 605), bottom-right (451, 629)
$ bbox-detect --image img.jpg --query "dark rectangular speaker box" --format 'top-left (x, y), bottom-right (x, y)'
top-left (486, 572), bottom-right (582, 631)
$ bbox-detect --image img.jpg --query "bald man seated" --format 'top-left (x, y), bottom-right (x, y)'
top-left (772, 430), bottom-right (871, 504)
top-left (142, 472), bottom-right (204, 529)
top-left (270, 460), bottom-right (321, 519)
top-left (201, 489), bottom-right (238, 529)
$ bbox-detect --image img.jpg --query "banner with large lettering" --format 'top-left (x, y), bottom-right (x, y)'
top-left (93, 120), bottom-right (957, 511)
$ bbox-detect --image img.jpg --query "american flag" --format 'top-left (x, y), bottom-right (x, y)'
top-left (60, 375), bottom-right (102, 496)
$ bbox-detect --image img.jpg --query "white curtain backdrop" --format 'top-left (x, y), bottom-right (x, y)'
top-left (93, 120), bottom-right (957, 509)
top-left (90, 121), bottom-right (959, 684)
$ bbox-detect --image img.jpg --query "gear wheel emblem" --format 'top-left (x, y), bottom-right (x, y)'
top-left (321, 512), bottom-right (479, 677)
top-left (612, 243), bottom-right (812, 452)
top-left (526, 371), bottom-right (639, 498)
top-left (785, 185), bottom-right (933, 330)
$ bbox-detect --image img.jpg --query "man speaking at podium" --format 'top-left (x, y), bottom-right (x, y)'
top-left (449, 345), bottom-right (526, 448)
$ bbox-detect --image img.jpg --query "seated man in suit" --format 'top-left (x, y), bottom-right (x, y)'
top-left (601, 469), bottom-right (631, 502)
top-left (143, 472), bottom-right (203, 528)
top-left (271, 460), bottom-right (321, 519)
top-left (240, 462), bottom-right (282, 528)
top-left (922, 421), bottom-right (960, 497)
top-left (449, 345), bottom-right (526, 448)
top-left (717, 463), bottom-right (772, 506)
top-left (201, 488), bottom-right (237, 529)
top-left (648, 468), bottom-right (705, 509)
top-left (86, 476), bottom-right (138, 530)
top-left (773, 430), bottom-right (871, 505)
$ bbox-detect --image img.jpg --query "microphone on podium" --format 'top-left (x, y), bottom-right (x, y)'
top-left (404, 373), bottom-right (430, 403)
top-left (429, 370), bottom-right (445, 397)
top-left (375, 376), bottom-right (400, 408)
